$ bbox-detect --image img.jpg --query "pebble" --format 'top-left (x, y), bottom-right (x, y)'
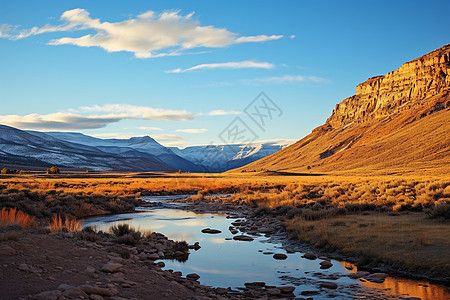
top-left (79, 285), bottom-right (115, 296)
top-left (62, 287), bottom-right (88, 299)
top-left (186, 273), bottom-right (200, 280)
top-left (319, 260), bottom-right (333, 269)
top-left (279, 286), bottom-right (295, 293)
top-left (33, 290), bottom-right (62, 300)
top-left (101, 262), bottom-right (123, 273)
top-left (302, 253), bottom-right (318, 260)
top-left (0, 245), bottom-right (16, 256)
top-left (273, 253), bottom-right (288, 260)
top-left (233, 235), bottom-right (254, 241)
top-left (320, 282), bottom-right (338, 289)
top-left (201, 228), bottom-right (222, 234)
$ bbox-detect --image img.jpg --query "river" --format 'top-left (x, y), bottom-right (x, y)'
top-left (84, 195), bottom-right (450, 299)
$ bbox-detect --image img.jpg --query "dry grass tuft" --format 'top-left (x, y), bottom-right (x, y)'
top-left (0, 207), bottom-right (35, 227)
top-left (49, 214), bottom-right (83, 232)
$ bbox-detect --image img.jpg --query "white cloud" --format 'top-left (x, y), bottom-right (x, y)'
top-left (152, 134), bottom-right (187, 147)
top-left (1, 9), bottom-right (283, 58)
top-left (0, 112), bottom-right (120, 131)
top-left (80, 104), bottom-right (194, 121)
top-left (165, 60), bottom-right (275, 73)
top-left (175, 128), bottom-right (207, 133)
top-left (289, 35), bottom-right (296, 39)
top-left (138, 126), bottom-right (164, 131)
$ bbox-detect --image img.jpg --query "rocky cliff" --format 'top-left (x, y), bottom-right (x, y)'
top-left (327, 44), bottom-right (450, 128)
top-left (235, 44), bottom-right (450, 175)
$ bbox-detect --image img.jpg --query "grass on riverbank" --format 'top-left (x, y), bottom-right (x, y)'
top-left (285, 212), bottom-right (450, 278)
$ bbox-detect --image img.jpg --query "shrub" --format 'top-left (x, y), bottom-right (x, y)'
top-left (0, 208), bottom-right (35, 227)
top-left (0, 168), bottom-right (23, 175)
top-left (75, 226), bottom-right (100, 242)
top-left (46, 166), bottom-right (60, 175)
top-left (48, 214), bottom-right (83, 232)
top-left (110, 223), bottom-right (142, 245)
top-left (427, 204), bottom-right (450, 219)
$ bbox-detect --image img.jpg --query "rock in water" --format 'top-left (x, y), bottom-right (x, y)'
top-left (201, 228), bottom-right (222, 234)
top-left (233, 235), bottom-right (254, 241)
top-left (273, 253), bottom-right (287, 260)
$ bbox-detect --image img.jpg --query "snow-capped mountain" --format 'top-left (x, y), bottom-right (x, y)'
top-left (171, 140), bottom-right (296, 172)
top-left (0, 125), bottom-right (173, 171)
top-left (0, 124), bottom-right (293, 172)
top-left (27, 131), bottom-right (201, 172)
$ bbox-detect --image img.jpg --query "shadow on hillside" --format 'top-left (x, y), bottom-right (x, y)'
top-left (260, 171), bottom-right (325, 176)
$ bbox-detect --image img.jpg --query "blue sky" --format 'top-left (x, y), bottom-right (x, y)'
top-left (0, 0), bottom-right (448, 147)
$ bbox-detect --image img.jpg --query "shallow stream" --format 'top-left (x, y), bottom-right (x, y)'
top-left (84, 195), bottom-right (450, 299)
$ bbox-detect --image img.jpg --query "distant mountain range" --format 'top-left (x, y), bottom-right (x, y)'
top-left (237, 44), bottom-right (450, 175)
top-left (0, 124), bottom-right (293, 172)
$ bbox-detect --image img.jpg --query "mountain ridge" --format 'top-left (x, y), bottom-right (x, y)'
top-left (236, 44), bottom-right (450, 175)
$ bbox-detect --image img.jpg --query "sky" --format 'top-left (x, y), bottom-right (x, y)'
top-left (0, 0), bottom-right (448, 148)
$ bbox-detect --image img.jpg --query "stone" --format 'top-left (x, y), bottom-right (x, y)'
top-left (0, 245), bottom-right (16, 256)
top-left (215, 287), bottom-right (228, 295)
top-left (156, 261), bottom-right (165, 267)
top-left (258, 228), bottom-right (273, 233)
top-left (301, 290), bottom-right (320, 296)
top-left (18, 263), bottom-right (29, 271)
top-left (244, 282), bottom-right (266, 288)
top-left (79, 285), bottom-right (114, 297)
top-left (101, 262), bottom-right (123, 273)
top-left (62, 287), bottom-right (88, 299)
top-left (148, 253), bottom-right (160, 260)
top-left (319, 260), bottom-right (333, 269)
top-left (186, 273), bottom-right (200, 280)
top-left (201, 228), bottom-right (222, 234)
top-left (279, 286), bottom-right (295, 293)
top-left (354, 271), bottom-right (370, 278)
top-left (320, 282), bottom-right (338, 289)
top-left (85, 266), bottom-right (96, 273)
top-left (57, 284), bottom-right (75, 291)
top-left (302, 253), bottom-right (317, 260)
top-left (273, 253), bottom-right (288, 260)
top-left (233, 235), bottom-right (254, 242)
top-left (266, 288), bottom-right (281, 296)
top-left (89, 295), bottom-right (104, 300)
top-left (33, 290), bottom-right (62, 300)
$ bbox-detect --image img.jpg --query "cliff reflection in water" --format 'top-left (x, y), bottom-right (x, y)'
top-left (340, 262), bottom-right (450, 300)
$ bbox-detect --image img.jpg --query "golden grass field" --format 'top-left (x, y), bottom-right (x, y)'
top-left (1, 171), bottom-right (449, 277)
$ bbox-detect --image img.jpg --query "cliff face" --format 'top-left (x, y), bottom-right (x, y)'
top-left (327, 44), bottom-right (450, 128)
top-left (235, 44), bottom-right (450, 175)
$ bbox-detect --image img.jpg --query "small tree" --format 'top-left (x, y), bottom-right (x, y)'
top-left (1, 168), bottom-right (8, 174)
top-left (47, 166), bottom-right (60, 174)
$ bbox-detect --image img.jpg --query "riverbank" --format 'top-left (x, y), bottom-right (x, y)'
top-left (173, 196), bottom-right (450, 284)
top-left (0, 225), bottom-right (302, 300)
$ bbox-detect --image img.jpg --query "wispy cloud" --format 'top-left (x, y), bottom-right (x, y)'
top-left (0, 112), bottom-right (120, 131)
top-left (80, 104), bottom-right (194, 121)
top-left (175, 128), bottom-right (207, 133)
top-left (0, 9), bottom-right (283, 58)
top-left (165, 60), bottom-right (274, 73)
top-left (152, 134), bottom-right (187, 147)
top-left (198, 110), bottom-right (241, 116)
top-left (0, 104), bottom-right (244, 131)
top-left (138, 126), bottom-right (164, 131)
top-left (241, 74), bottom-right (328, 86)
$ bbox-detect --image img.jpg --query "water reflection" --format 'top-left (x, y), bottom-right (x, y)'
top-left (340, 262), bottom-right (450, 300)
top-left (84, 196), bottom-right (450, 300)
